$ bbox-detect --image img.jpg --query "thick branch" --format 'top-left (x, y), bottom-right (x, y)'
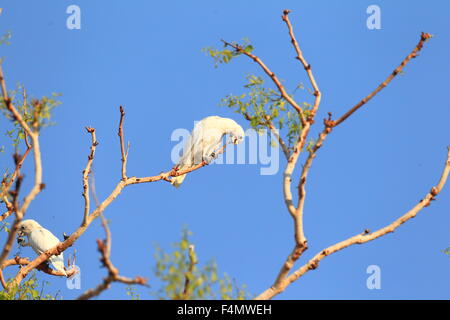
top-left (283, 125), bottom-right (311, 236)
top-left (274, 125), bottom-right (330, 286)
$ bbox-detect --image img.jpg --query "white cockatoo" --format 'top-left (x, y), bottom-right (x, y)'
top-left (172, 116), bottom-right (245, 188)
top-left (17, 219), bottom-right (67, 276)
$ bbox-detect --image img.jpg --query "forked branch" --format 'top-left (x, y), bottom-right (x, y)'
top-left (77, 215), bottom-right (147, 300)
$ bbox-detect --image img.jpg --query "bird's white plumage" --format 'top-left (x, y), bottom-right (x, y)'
top-left (172, 116), bottom-right (245, 187)
top-left (17, 219), bottom-right (66, 276)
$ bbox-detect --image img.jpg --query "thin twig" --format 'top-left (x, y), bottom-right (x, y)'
top-left (282, 9), bottom-right (321, 117)
top-left (82, 127), bottom-right (98, 225)
top-left (243, 112), bottom-right (290, 159)
top-left (333, 32), bottom-right (432, 127)
top-left (118, 106), bottom-right (128, 180)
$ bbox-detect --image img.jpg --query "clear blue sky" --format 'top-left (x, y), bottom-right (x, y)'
top-left (0, 0), bottom-right (449, 299)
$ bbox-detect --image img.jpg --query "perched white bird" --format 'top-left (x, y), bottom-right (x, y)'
top-left (17, 219), bottom-right (67, 276)
top-left (172, 116), bottom-right (245, 188)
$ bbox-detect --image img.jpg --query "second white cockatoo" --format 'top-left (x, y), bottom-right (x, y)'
top-left (172, 116), bottom-right (245, 188)
top-left (17, 219), bottom-right (67, 276)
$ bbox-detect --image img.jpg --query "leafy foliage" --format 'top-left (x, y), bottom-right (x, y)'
top-left (0, 271), bottom-right (58, 300)
top-left (152, 228), bottom-right (250, 300)
top-left (202, 39), bottom-right (253, 68)
top-left (125, 285), bottom-right (141, 300)
top-left (0, 220), bottom-right (10, 234)
top-left (220, 74), bottom-right (312, 151)
top-left (0, 84), bottom-right (62, 144)
top-left (0, 31), bottom-right (12, 46)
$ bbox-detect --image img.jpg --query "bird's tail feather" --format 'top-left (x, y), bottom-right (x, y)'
top-left (171, 174), bottom-right (187, 188)
top-left (50, 256), bottom-right (67, 276)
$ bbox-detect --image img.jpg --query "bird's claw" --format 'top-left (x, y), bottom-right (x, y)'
top-left (160, 172), bottom-right (172, 183)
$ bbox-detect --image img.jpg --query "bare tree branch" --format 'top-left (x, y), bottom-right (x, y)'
top-left (76, 218), bottom-right (147, 300)
top-left (118, 106), bottom-right (128, 180)
top-left (76, 170), bottom-right (147, 300)
top-left (82, 127), bottom-right (98, 225)
top-left (282, 9), bottom-right (321, 117)
top-left (257, 147), bottom-right (450, 300)
top-left (332, 32), bottom-right (432, 127)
